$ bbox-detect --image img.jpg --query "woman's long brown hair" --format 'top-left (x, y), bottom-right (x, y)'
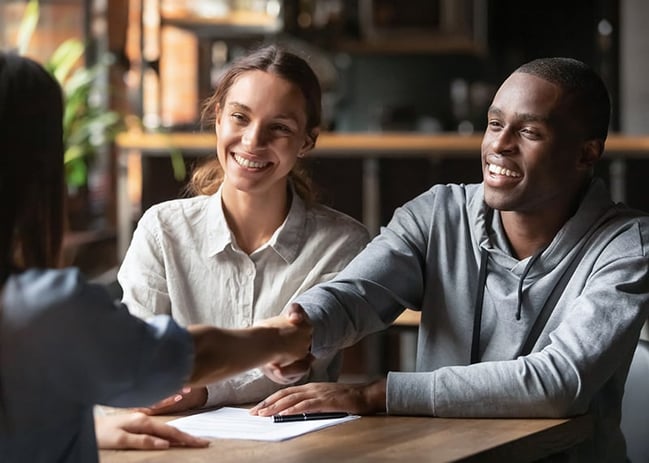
top-left (187, 45), bottom-right (322, 205)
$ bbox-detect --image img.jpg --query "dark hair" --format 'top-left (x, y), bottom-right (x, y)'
top-left (515, 57), bottom-right (611, 141)
top-left (0, 52), bottom-right (65, 283)
top-left (188, 45), bottom-right (321, 204)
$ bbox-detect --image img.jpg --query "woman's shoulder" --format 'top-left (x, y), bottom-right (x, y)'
top-left (308, 204), bottom-right (370, 241)
top-left (4, 267), bottom-right (84, 300)
top-left (140, 195), bottom-right (211, 225)
top-left (2, 268), bottom-right (110, 324)
top-left (142, 195), bottom-right (211, 218)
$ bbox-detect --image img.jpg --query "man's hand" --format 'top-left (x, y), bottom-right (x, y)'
top-left (136, 387), bottom-right (208, 415)
top-left (260, 355), bottom-right (314, 385)
top-left (256, 303), bottom-right (313, 367)
top-left (249, 379), bottom-right (387, 417)
top-left (96, 412), bottom-right (209, 450)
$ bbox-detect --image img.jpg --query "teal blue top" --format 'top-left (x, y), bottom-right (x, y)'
top-left (0, 268), bottom-right (193, 463)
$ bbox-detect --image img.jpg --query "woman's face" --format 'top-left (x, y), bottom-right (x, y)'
top-left (215, 70), bottom-right (314, 199)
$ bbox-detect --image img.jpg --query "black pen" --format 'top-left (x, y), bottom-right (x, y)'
top-left (272, 412), bottom-right (349, 423)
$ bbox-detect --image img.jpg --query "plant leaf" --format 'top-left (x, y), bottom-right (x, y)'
top-left (65, 158), bottom-right (88, 189)
top-left (47, 39), bottom-right (85, 84)
top-left (16, 0), bottom-right (39, 55)
top-left (64, 145), bottom-right (85, 164)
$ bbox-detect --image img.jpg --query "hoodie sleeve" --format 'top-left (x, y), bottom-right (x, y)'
top-left (296, 190), bottom-right (434, 359)
top-left (388, 220), bottom-right (649, 418)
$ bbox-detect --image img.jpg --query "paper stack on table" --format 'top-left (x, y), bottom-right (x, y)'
top-left (168, 407), bottom-right (359, 442)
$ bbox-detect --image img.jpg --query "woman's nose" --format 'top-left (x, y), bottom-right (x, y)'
top-left (241, 124), bottom-right (264, 151)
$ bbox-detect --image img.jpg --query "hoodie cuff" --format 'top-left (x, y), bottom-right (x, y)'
top-left (386, 371), bottom-right (436, 416)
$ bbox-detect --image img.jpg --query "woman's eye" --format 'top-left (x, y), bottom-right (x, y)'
top-left (272, 124), bottom-right (292, 134)
top-left (231, 113), bottom-right (247, 123)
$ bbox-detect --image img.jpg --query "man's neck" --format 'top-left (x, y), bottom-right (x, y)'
top-left (498, 179), bottom-right (591, 260)
top-left (500, 209), bottom-right (569, 260)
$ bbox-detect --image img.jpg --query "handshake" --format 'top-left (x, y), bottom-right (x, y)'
top-left (255, 303), bottom-right (315, 385)
top-left (186, 303), bottom-right (313, 387)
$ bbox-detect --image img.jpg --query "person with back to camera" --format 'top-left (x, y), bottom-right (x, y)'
top-left (252, 57), bottom-right (649, 462)
top-left (117, 45), bottom-right (369, 415)
top-left (0, 51), bottom-right (311, 462)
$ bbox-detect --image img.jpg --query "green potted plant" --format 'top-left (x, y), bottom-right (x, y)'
top-left (16, 0), bottom-right (122, 197)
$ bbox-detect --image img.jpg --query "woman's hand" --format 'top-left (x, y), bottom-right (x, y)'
top-left (96, 412), bottom-right (209, 450)
top-left (249, 379), bottom-right (387, 417)
top-left (136, 387), bottom-right (208, 415)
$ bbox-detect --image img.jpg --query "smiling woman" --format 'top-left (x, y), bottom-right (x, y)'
top-left (115, 45), bottom-right (370, 427)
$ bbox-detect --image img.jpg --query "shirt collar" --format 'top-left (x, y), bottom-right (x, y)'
top-left (205, 187), bottom-right (233, 256)
top-left (269, 184), bottom-right (307, 264)
top-left (204, 184), bottom-right (307, 263)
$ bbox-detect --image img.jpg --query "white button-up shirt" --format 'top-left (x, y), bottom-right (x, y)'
top-left (118, 187), bottom-right (369, 406)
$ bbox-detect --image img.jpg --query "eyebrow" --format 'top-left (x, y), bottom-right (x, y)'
top-left (227, 102), bottom-right (301, 123)
top-left (487, 106), bottom-right (550, 124)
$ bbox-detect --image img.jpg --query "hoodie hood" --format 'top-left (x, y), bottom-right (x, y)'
top-left (466, 178), bottom-right (619, 361)
top-left (471, 178), bottom-right (616, 278)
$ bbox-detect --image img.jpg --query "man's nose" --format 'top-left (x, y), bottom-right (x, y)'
top-left (489, 128), bottom-right (516, 154)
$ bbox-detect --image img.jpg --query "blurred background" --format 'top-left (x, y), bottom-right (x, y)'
top-left (1, 0), bottom-right (647, 277)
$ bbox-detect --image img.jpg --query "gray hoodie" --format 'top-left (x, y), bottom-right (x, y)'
top-left (297, 178), bottom-right (649, 462)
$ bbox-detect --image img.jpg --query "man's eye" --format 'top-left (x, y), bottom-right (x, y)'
top-left (488, 120), bottom-right (502, 129)
top-left (521, 128), bottom-right (540, 138)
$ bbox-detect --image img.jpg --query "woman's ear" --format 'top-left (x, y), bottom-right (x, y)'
top-left (578, 139), bottom-right (604, 171)
top-left (214, 104), bottom-right (223, 129)
top-left (298, 128), bottom-right (319, 158)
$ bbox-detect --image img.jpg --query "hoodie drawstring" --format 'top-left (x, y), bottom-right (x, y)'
top-left (470, 248), bottom-right (489, 364)
top-left (471, 246), bottom-right (545, 364)
top-left (515, 247), bottom-right (546, 320)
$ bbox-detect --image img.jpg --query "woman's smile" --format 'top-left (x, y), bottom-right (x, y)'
top-left (232, 152), bottom-right (271, 170)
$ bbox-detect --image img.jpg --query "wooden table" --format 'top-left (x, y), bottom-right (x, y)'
top-left (99, 413), bottom-right (593, 463)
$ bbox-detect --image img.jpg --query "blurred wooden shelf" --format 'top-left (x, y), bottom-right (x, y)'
top-left (116, 131), bottom-right (649, 158)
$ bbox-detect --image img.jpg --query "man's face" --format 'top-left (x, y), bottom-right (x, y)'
top-left (481, 72), bottom-right (589, 215)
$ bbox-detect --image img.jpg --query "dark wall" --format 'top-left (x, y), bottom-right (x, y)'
top-left (487, 0), bottom-right (620, 129)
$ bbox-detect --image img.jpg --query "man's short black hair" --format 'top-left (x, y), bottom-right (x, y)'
top-left (515, 57), bottom-right (611, 141)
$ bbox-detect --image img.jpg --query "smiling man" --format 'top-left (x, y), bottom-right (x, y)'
top-left (253, 58), bottom-right (649, 462)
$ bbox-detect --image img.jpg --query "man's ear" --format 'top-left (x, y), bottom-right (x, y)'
top-left (298, 128), bottom-right (319, 158)
top-left (578, 139), bottom-right (603, 170)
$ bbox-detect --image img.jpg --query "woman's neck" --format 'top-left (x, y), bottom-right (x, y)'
top-left (221, 184), bottom-right (291, 255)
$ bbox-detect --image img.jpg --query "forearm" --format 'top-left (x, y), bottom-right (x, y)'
top-left (187, 321), bottom-right (310, 386)
top-left (364, 378), bottom-right (387, 414)
top-left (298, 214), bottom-right (429, 358)
top-left (187, 326), bottom-right (277, 385)
top-left (387, 353), bottom-right (588, 418)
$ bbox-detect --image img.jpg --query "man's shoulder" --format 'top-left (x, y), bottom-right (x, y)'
top-left (608, 204), bottom-right (649, 238)
top-left (403, 182), bottom-right (482, 213)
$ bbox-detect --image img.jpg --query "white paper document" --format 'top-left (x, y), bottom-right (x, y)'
top-left (167, 407), bottom-right (360, 442)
